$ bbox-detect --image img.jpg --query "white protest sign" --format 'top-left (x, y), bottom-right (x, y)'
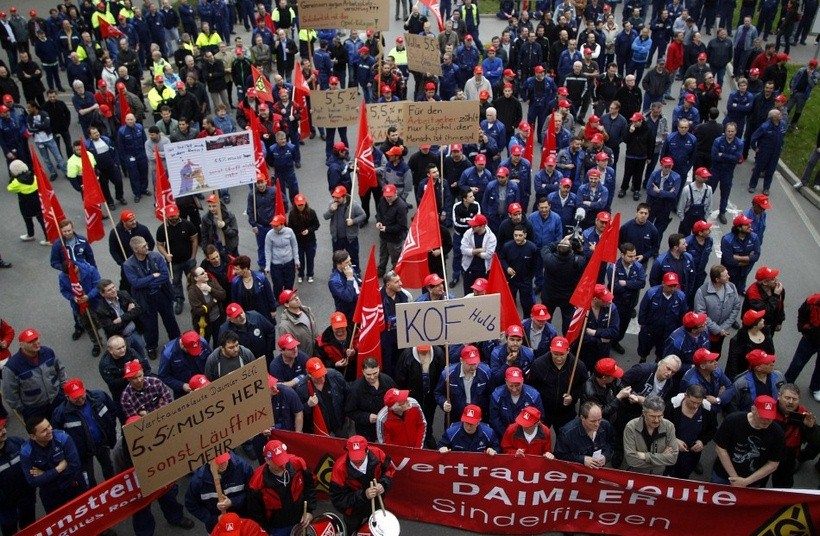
top-left (165, 130), bottom-right (256, 197)
top-left (395, 294), bottom-right (500, 349)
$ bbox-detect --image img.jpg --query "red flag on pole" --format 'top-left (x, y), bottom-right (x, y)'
top-left (522, 124), bottom-right (534, 164)
top-left (65, 256), bottom-right (89, 315)
top-left (352, 245), bottom-right (385, 375)
top-left (79, 140), bottom-right (105, 243)
top-left (251, 65), bottom-right (274, 103)
top-left (274, 178), bottom-right (286, 219)
top-left (539, 114), bottom-right (557, 170)
top-left (486, 254), bottom-right (523, 331)
top-left (243, 105), bottom-right (271, 184)
top-left (98, 18), bottom-right (125, 39)
top-left (419, 0), bottom-right (445, 31)
top-left (564, 238), bottom-right (607, 344)
top-left (31, 147), bottom-right (66, 242)
top-left (292, 65), bottom-right (312, 139)
top-left (307, 380), bottom-right (330, 436)
top-left (355, 101), bottom-right (378, 193)
top-left (599, 212), bottom-right (621, 264)
top-left (84, 204), bottom-right (105, 243)
top-left (264, 13), bottom-right (275, 33)
top-left (153, 146), bottom-right (175, 221)
top-left (394, 177), bottom-right (443, 288)
top-left (116, 89), bottom-right (131, 126)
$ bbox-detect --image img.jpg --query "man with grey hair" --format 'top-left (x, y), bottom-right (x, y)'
top-left (70, 78), bottom-right (99, 134)
top-left (748, 108), bottom-right (785, 195)
top-left (623, 394), bottom-right (679, 473)
top-left (122, 235), bottom-right (181, 360)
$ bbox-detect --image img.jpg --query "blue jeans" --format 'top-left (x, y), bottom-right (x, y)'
top-left (785, 335), bottom-right (820, 391)
top-left (126, 331), bottom-right (148, 360)
top-left (171, 257), bottom-right (197, 302)
top-left (298, 241), bottom-right (317, 278)
top-left (255, 224), bottom-right (272, 268)
top-left (36, 138), bottom-right (67, 177)
top-left (269, 259), bottom-right (296, 299)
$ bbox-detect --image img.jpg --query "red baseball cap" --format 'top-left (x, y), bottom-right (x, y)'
top-left (329, 75), bottom-right (339, 85)
top-left (332, 185), bottom-right (348, 198)
top-left (469, 214), bottom-right (488, 227)
top-left (510, 145), bottom-right (523, 156)
top-left (503, 68), bottom-right (515, 77)
top-left (382, 183), bottom-right (397, 196)
top-left (682, 311), bottom-right (707, 329)
top-left (752, 194), bottom-right (771, 209)
top-left (278, 288), bottom-right (297, 305)
top-left (226, 302), bottom-right (244, 318)
top-left (330, 311), bottom-right (348, 329)
top-left (694, 167), bottom-right (711, 178)
top-left (277, 333), bottom-right (299, 350)
top-left (506, 324), bottom-right (524, 338)
top-left (505, 366), bottom-right (524, 383)
top-left (660, 156), bottom-right (674, 167)
top-left (692, 220), bottom-right (712, 233)
top-left (306, 357), bottom-right (327, 378)
top-left (595, 357), bottom-right (624, 378)
top-left (588, 169), bottom-right (601, 178)
top-left (631, 112), bottom-right (644, 122)
top-left (271, 214), bottom-right (286, 226)
top-left (591, 134), bottom-right (604, 144)
top-left (424, 273), bottom-right (444, 287)
top-left (534, 65), bottom-right (545, 73)
top-left (693, 348), bottom-right (719, 365)
top-left (685, 94), bottom-right (696, 104)
top-left (742, 309), bottom-right (766, 327)
top-left (746, 349), bottom-right (776, 367)
top-left (595, 151), bottom-right (609, 162)
top-left (507, 202), bottom-right (523, 215)
top-left (263, 439), bottom-right (290, 466)
top-left (559, 177), bottom-right (572, 187)
top-left (120, 209), bottom-right (136, 222)
top-left (346, 435), bottom-right (369, 462)
top-left (754, 395), bottom-right (778, 419)
top-left (755, 266), bottom-right (779, 281)
top-left (496, 166), bottom-right (509, 177)
top-left (733, 213), bottom-right (753, 226)
top-left (333, 141), bottom-right (348, 152)
top-left (293, 193), bottom-right (307, 206)
top-left (63, 378), bottom-right (86, 399)
top-left (384, 388), bottom-right (409, 406)
top-left (189, 374), bottom-right (210, 390)
top-left (471, 277), bottom-right (488, 292)
top-left (461, 404), bottom-right (482, 424)
top-left (588, 115), bottom-right (600, 123)
top-left (550, 336), bottom-right (569, 353)
top-left (18, 328), bottom-right (39, 343)
top-left (214, 452), bottom-right (231, 465)
top-left (123, 359), bottom-right (143, 379)
top-left (180, 331), bottom-right (203, 355)
top-left (596, 211), bottom-right (610, 222)
top-left (474, 154), bottom-right (487, 165)
top-left (515, 406), bottom-right (541, 427)
top-left (461, 345), bottom-right (480, 364)
top-left (662, 272), bottom-right (680, 286)
top-left (531, 304), bottom-right (551, 321)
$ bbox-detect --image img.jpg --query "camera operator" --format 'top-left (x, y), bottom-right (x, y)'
top-left (541, 234), bottom-right (589, 334)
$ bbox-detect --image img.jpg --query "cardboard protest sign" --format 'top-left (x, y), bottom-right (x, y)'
top-left (395, 294), bottom-right (500, 348)
top-left (366, 101), bottom-right (408, 141)
top-left (310, 88), bottom-right (361, 128)
top-left (123, 359), bottom-right (272, 494)
top-left (404, 100), bottom-right (482, 145)
top-left (165, 130), bottom-right (256, 197)
top-left (405, 33), bottom-right (442, 75)
top-left (299, 0), bottom-right (390, 30)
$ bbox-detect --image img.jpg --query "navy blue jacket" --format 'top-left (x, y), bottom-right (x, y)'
top-left (435, 363), bottom-right (492, 420)
top-left (50, 233), bottom-right (96, 270)
top-left (158, 337), bottom-right (212, 398)
top-left (607, 259), bottom-right (647, 305)
top-left (554, 417), bottom-right (615, 463)
top-left (663, 327), bottom-right (710, 368)
top-left (685, 234), bottom-right (713, 278)
top-left (489, 344), bottom-right (535, 387)
top-left (439, 422), bottom-right (499, 452)
top-left (522, 318), bottom-right (559, 357)
top-left (489, 384), bottom-right (544, 437)
top-left (217, 311), bottom-right (276, 360)
top-left (20, 430), bottom-right (84, 494)
top-left (0, 436), bottom-right (34, 505)
top-left (619, 219), bottom-right (660, 260)
top-left (649, 250), bottom-right (696, 296)
top-left (185, 453), bottom-right (254, 531)
top-left (51, 390), bottom-right (118, 454)
top-left (638, 285), bottom-right (687, 336)
top-left (498, 239), bottom-right (541, 286)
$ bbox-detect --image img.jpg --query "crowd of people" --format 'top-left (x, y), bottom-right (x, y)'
top-left (0, 0), bottom-right (818, 533)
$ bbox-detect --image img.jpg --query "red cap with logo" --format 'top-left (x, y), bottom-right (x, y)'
top-left (594, 357), bottom-right (624, 378)
top-left (752, 194), bottom-right (771, 209)
top-left (278, 288), bottom-right (297, 305)
top-left (507, 202), bottom-right (523, 215)
top-left (662, 272), bottom-right (680, 286)
top-left (695, 167), bottom-right (711, 178)
top-left (505, 366), bottom-right (524, 383)
top-left (754, 395), bottom-right (778, 419)
top-left (593, 283), bottom-right (613, 304)
top-left (384, 388), bottom-right (409, 406)
top-left (474, 153), bottom-right (487, 165)
top-left (682, 311), bottom-right (707, 329)
top-left (742, 308), bottom-right (766, 327)
top-left (692, 220), bottom-right (712, 233)
top-left (693, 348), bottom-right (719, 365)
top-left (515, 406), bottom-right (541, 427)
top-left (469, 213), bottom-right (488, 227)
top-left (382, 183), bottom-right (397, 196)
top-left (733, 213), bottom-right (752, 226)
top-left (596, 211), bottom-right (610, 222)
top-left (423, 273), bottom-right (444, 287)
top-left (531, 304), bottom-right (551, 321)
top-left (263, 439), bottom-right (290, 466)
top-left (189, 374), bottom-right (211, 390)
top-left (306, 357), bottom-right (327, 378)
top-left (226, 302), bottom-right (244, 319)
top-left (461, 404), bottom-right (482, 424)
top-left (461, 345), bottom-right (480, 364)
top-left (180, 331), bottom-right (203, 355)
top-left (346, 435), bottom-right (369, 462)
top-left (506, 324), bottom-right (524, 338)
top-left (63, 378), bottom-right (86, 399)
top-left (510, 145), bottom-right (523, 156)
top-left (18, 328), bottom-right (39, 343)
top-left (746, 348), bottom-right (776, 367)
top-left (595, 151), bottom-right (609, 162)
top-left (332, 185), bottom-right (348, 198)
top-left (755, 266), bottom-right (779, 281)
top-left (277, 333), bottom-right (299, 350)
top-left (550, 336), bottom-right (569, 353)
top-left (471, 278), bottom-right (488, 292)
top-left (123, 359), bottom-right (143, 379)
top-left (660, 156), bottom-right (674, 167)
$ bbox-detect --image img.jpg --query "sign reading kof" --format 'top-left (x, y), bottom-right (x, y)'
top-left (396, 295), bottom-right (501, 348)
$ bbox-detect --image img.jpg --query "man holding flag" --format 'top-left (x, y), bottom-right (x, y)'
top-left (58, 257), bottom-right (102, 356)
top-left (394, 177), bottom-right (443, 289)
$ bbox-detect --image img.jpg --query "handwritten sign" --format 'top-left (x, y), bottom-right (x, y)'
top-left (396, 294), bottom-right (501, 348)
top-left (405, 33), bottom-right (442, 76)
top-left (366, 101), bottom-right (407, 141)
top-left (124, 359), bottom-right (272, 494)
top-left (404, 100), bottom-right (482, 145)
top-left (299, 0), bottom-right (390, 30)
top-left (310, 88), bottom-right (361, 128)
top-left (165, 130), bottom-right (256, 197)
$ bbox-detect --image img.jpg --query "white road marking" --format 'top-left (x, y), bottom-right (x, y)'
top-left (776, 172), bottom-right (820, 248)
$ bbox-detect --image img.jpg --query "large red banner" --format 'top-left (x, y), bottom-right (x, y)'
top-left (19, 469), bottom-right (165, 536)
top-left (272, 430), bottom-right (820, 536)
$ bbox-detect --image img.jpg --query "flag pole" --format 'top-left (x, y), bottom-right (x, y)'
top-left (348, 158), bottom-right (358, 221)
top-left (441, 226), bottom-right (451, 428)
top-left (104, 201), bottom-right (128, 263)
top-left (607, 261), bottom-right (616, 327)
top-left (162, 213), bottom-right (174, 280)
top-left (566, 313), bottom-right (589, 391)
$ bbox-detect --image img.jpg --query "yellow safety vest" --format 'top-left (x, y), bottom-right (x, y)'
top-left (298, 28), bottom-right (316, 42)
top-left (67, 152), bottom-right (96, 179)
top-left (91, 9), bottom-right (116, 29)
top-left (147, 86), bottom-right (176, 111)
top-left (195, 32), bottom-right (222, 48)
top-left (389, 47), bottom-right (408, 66)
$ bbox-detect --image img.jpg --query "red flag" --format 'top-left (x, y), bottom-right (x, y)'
top-left (352, 246), bottom-right (385, 375)
top-left (117, 91), bottom-right (131, 126)
top-left (539, 114), bottom-right (557, 170)
top-left (292, 65), bottom-right (311, 139)
top-left (486, 254), bottom-right (523, 331)
top-left (394, 177), bottom-right (443, 288)
top-left (522, 124), bottom-right (534, 163)
top-left (243, 105), bottom-right (271, 184)
top-left (419, 0), bottom-right (445, 31)
top-left (153, 146), bottom-right (175, 221)
top-left (564, 306), bottom-right (587, 346)
top-left (563, 234), bottom-right (607, 344)
top-left (355, 101), bottom-right (378, 194)
top-left (274, 178), bottom-right (285, 220)
top-left (264, 13), bottom-right (275, 33)
top-left (307, 379), bottom-right (330, 436)
top-left (84, 204), bottom-right (105, 243)
top-left (98, 18), bottom-right (124, 39)
top-left (251, 65), bottom-right (274, 103)
top-left (79, 141), bottom-right (105, 206)
top-left (30, 147), bottom-right (66, 242)
top-left (65, 256), bottom-right (89, 315)
top-left (599, 212), bottom-right (621, 263)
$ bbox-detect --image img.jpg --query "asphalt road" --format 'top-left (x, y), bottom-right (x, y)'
top-left (1, 3), bottom-right (818, 535)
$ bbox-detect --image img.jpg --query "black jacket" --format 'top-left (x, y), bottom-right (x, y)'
top-left (376, 197), bottom-right (409, 242)
top-left (528, 353), bottom-right (589, 427)
top-left (554, 416), bottom-right (616, 463)
top-left (345, 374), bottom-right (396, 441)
top-left (623, 121), bottom-right (653, 159)
top-left (94, 290), bottom-right (144, 338)
top-left (51, 390), bottom-right (119, 454)
top-left (540, 243), bottom-right (588, 301)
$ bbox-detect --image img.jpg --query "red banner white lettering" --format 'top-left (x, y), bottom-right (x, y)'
top-left (18, 469), bottom-right (165, 536)
top-left (272, 431), bottom-right (820, 536)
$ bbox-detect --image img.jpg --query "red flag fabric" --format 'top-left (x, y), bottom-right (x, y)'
top-left (251, 65), bottom-right (274, 103)
top-left (522, 124), bottom-right (534, 163)
top-left (264, 13), bottom-right (275, 33)
top-left (486, 254), bottom-right (523, 331)
top-left (352, 246), bottom-right (385, 375)
top-left (564, 306), bottom-right (588, 346)
top-left (599, 212), bottom-right (621, 263)
top-left (98, 18), bottom-right (124, 39)
top-left (355, 101), bottom-right (378, 194)
top-left (274, 178), bottom-right (285, 220)
top-left (79, 141), bottom-right (105, 206)
top-left (66, 256), bottom-right (88, 315)
top-left (419, 0), bottom-right (445, 31)
top-left (84, 204), bottom-right (105, 243)
top-left (306, 380), bottom-right (330, 436)
top-left (31, 147), bottom-right (66, 242)
top-left (563, 233), bottom-right (607, 344)
top-left (539, 113), bottom-right (557, 169)
top-left (292, 65), bottom-right (311, 139)
top-left (243, 105), bottom-right (271, 184)
top-left (394, 177), bottom-right (443, 288)
top-left (154, 146), bottom-right (175, 221)
top-left (117, 91), bottom-right (131, 126)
